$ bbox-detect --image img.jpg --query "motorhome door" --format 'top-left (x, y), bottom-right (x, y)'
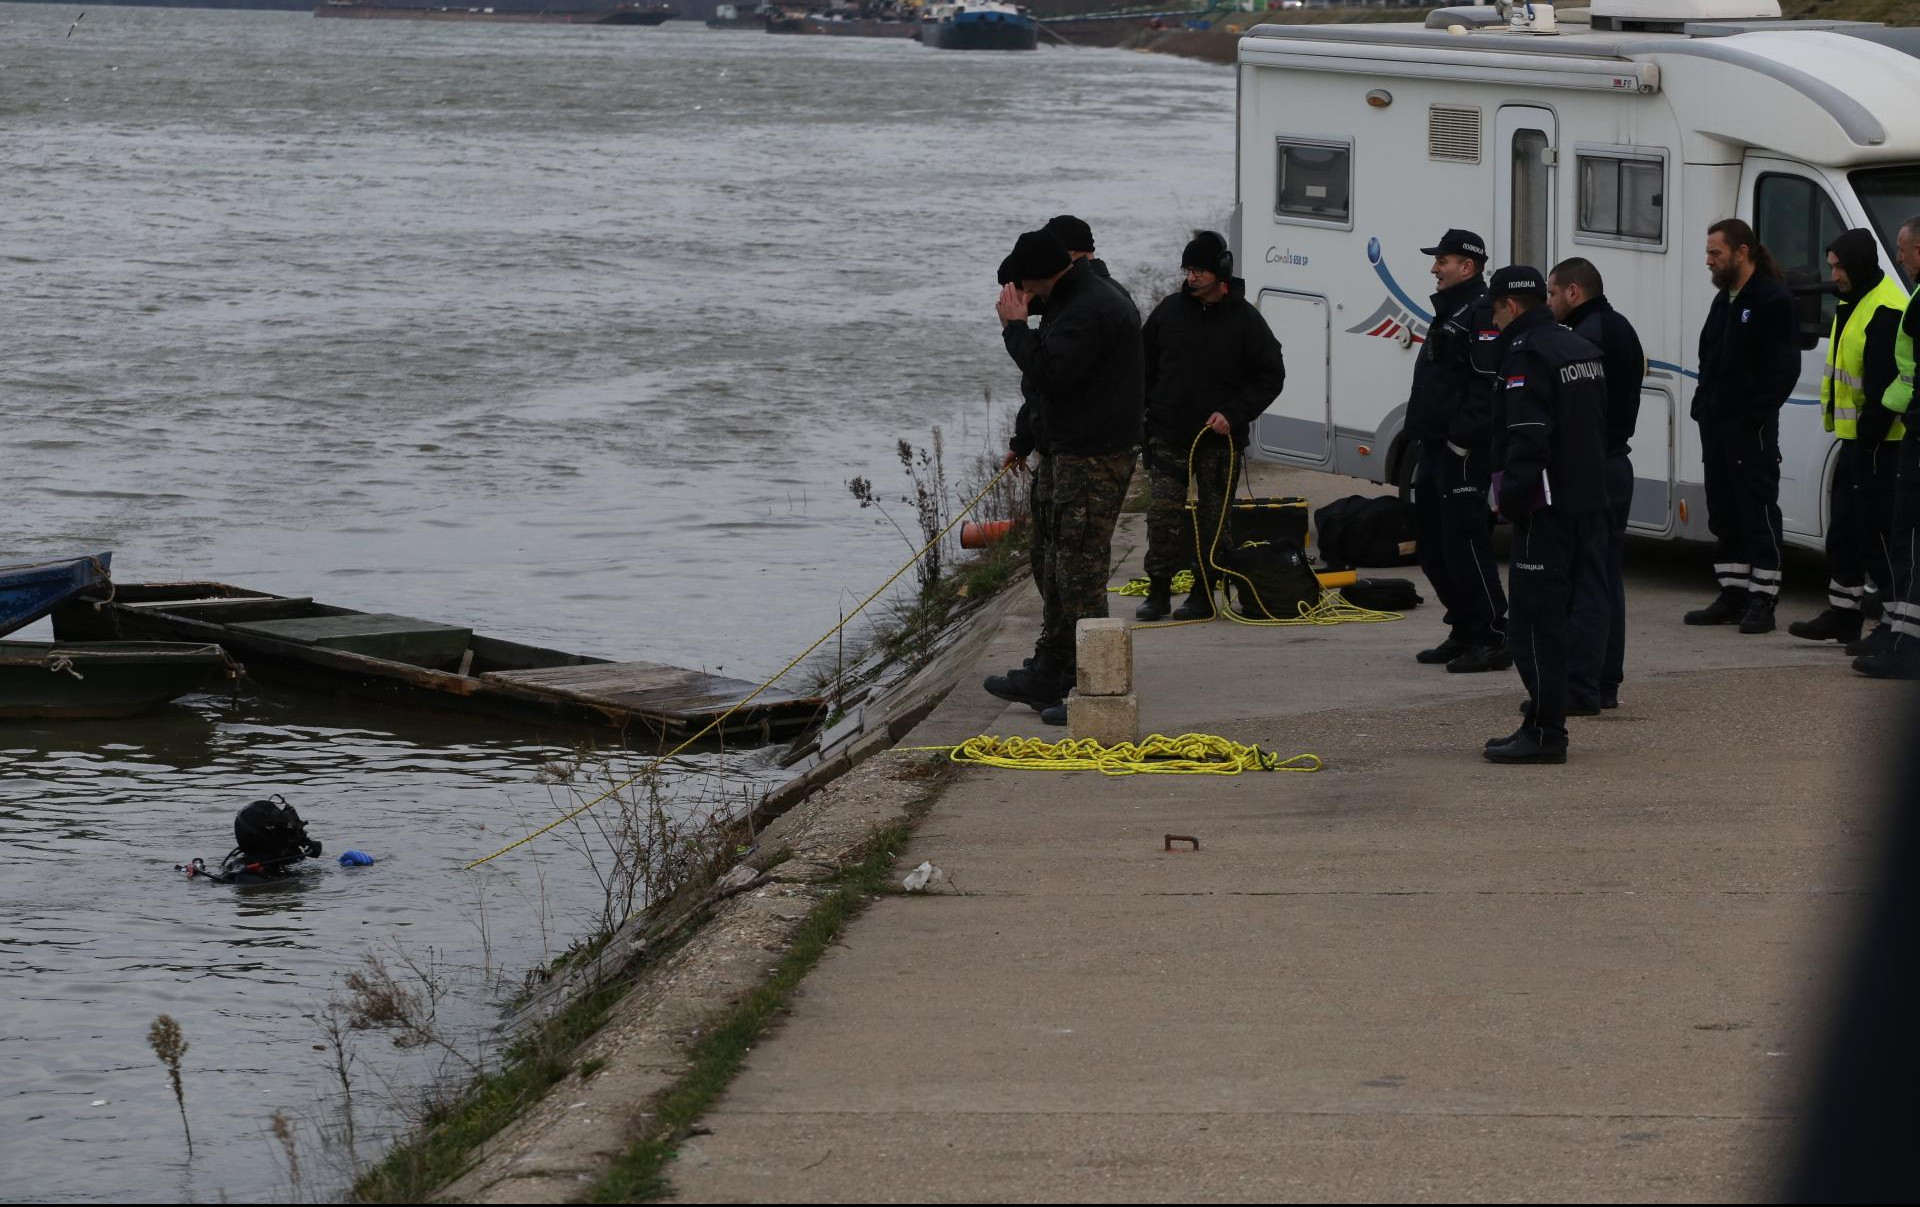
top-left (1495, 107), bottom-right (1558, 272)
top-left (1253, 290), bottom-right (1332, 465)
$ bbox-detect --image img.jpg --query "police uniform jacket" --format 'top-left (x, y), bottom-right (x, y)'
top-left (1406, 275), bottom-right (1500, 448)
top-left (1692, 272), bottom-right (1800, 428)
top-left (1141, 278), bottom-right (1287, 449)
top-left (1003, 259), bottom-right (1145, 456)
top-left (1492, 306), bottom-right (1610, 518)
top-left (1564, 295), bottom-right (1647, 457)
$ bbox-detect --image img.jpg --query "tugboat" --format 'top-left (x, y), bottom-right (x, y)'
top-left (920, 1), bottom-right (1037, 52)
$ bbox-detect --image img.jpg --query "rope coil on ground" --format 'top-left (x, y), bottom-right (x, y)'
top-left (917, 734), bottom-right (1321, 777)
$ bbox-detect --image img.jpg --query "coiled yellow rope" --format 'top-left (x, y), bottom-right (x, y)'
top-left (918, 733), bottom-right (1322, 776)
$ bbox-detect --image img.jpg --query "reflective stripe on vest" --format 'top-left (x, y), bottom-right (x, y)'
top-left (1885, 285), bottom-right (1919, 417)
top-left (1823, 275), bottom-right (1911, 440)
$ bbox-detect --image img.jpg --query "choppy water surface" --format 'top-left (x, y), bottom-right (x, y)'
top-left (0, 9), bottom-right (1232, 1200)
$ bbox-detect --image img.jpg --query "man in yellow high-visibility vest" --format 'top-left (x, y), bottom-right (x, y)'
top-left (1857, 215), bottom-right (1920, 680)
top-left (1788, 229), bottom-right (1907, 650)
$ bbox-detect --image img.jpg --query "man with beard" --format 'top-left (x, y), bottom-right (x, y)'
top-left (1685, 219), bottom-right (1802, 633)
top-left (984, 228), bottom-right (1144, 723)
top-left (1788, 228), bottom-right (1908, 652)
top-left (1134, 230), bottom-right (1287, 622)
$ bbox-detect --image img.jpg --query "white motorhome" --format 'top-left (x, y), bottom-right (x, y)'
top-left (1234, 0), bottom-right (1920, 548)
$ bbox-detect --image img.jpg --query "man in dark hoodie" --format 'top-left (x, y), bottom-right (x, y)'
top-left (1135, 230), bottom-right (1287, 621)
top-left (985, 228), bottom-right (1144, 720)
top-left (1549, 257), bottom-right (1646, 712)
top-left (1788, 228), bottom-right (1909, 652)
top-left (1858, 216), bottom-right (1920, 680)
top-left (1686, 219), bottom-right (1802, 633)
top-left (1406, 228), bottom-right (1508, 673)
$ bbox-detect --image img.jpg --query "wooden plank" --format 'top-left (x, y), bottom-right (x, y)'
top-left (123, 595), bottom-right (292, 610)
top-left (485, 660), bottom-right (815, 715)
top-left (231, 613), bottom-right (472, 669)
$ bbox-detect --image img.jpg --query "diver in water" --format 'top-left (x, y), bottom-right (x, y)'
top-left (180, 795), bottom-right (323, 884)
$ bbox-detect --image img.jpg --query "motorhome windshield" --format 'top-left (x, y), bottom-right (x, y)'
top-left (1851, 166), bottom-right (1920, 284)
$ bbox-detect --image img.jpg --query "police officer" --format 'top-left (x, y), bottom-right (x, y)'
top-left (1135, 230), bottom-right (1287, 621)
top-left (1481, 266), bottom-right (1610, 765)
top-left (1788, 228), bottom-right (1908, 652)
top-left (1548, 258), bottom-right (1646, 712)
top-left (1686, 219), bottom-right (1801, 633)
top-left (1407, 229), bottom-right (1508, 673)
top-left (985, 228), bottom-right (1144, 720)
top-left (1859, 214), bottom-right (1920, 680)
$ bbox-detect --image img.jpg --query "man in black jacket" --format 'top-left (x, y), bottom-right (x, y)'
top-left (1788, 228), bottom-right (1907, 654)
top-left (1406, 228), bottom-right (1509, 674)
top-left (1858, 215), bottom-right (1920, 680)
top-left (1135, 230), bottom-right (1288, 621)
top-left (1549, 258), bottom-right (1646, 712)
top-left (1482, 267), bottom-right (1611, 765)
top-left (985, 228), bottom-right (1144, 716)
top-left (1686, 218), bottom-right (1803, 633)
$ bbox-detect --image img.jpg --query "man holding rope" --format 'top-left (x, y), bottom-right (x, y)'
top-left (986, 228), bottom-right (1144, 723)
top-left (1135, 230), bottom-right (1288, 622)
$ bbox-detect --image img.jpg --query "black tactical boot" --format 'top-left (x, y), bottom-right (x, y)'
top-left (1844, 622), bottom-right (1893, 658)
top-left (1483, 731), bottom-right (1568, 764)
top-left (1737, 594), bottom-right (1776, 634)
top-left (1853, 643), bottom-right (1920, 679)
top-left (983, 656), bottom-right (1068, 710)
top-left (1684, 589), bottom-right (1748, 626)
top-left (1171, 581), bottom-right (1215, 621)
top-left (1446, 643), bottom-right (1513, 673)
top-left (1134, 579), bottom-right (1173, 622)
top-left (1416, 634), bottom-right (1471, 665)
top-left (1787, 607), bottom-right (1863, 645)
top-left (1039, 702), bottom-right (1069, 726)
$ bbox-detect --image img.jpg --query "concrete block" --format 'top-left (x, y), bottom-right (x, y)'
top-left (1075, 618), bottom-right (1133, 697)
top-left (1068, 690), bottom-right (1138, 747)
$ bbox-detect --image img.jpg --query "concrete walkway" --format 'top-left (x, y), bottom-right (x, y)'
top-left (667, 466), bottom-right (1901, 1202)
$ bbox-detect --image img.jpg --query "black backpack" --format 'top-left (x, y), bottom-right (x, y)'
top-left (1314, 495), bottom-right (1420, 568)
top-left (1228, 539), bottom-right (1323, 621)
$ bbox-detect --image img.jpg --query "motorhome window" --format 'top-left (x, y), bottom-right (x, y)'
top-left (1511, 129), bottom-right (1551, 269)
top-left (1275, 139), bottom-right (1351, 226)
top-left (1756, 174), bottom-right (1846, 333)
top-left (1577, 154), bottom-right (1663, 244)
top-left (1850, 165), bottom-right (1920, 286)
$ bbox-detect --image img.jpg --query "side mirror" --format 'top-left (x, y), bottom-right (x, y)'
top-left (1786, 273), bottom-right (1837, 352)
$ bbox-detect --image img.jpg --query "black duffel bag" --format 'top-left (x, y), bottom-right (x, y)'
top-left (1228, 539), bottom-right (1323, 620)
top-left (1338, 577), bottom-right (1424, 611)
top-left (1314, 494), bottom-right (1419, 568)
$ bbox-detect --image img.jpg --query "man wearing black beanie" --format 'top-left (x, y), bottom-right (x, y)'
top-left (1040, 214), bottom-right (1129, 304)
top-left (1788, 228), bottom-right (1908, 651)
top-left (1135, 230), bottom-right (1287, 620)
top-left (984, 228), bottom-right (1145, 720)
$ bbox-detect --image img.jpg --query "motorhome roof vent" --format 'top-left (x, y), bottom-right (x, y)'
top-left (1428, 105), bottom-right (1482, 165)
top-left (1588, 0), bottom-right (1781, 32)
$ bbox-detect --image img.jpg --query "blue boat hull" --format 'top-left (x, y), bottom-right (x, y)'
top-left (922, 13), bottom-right (1037, 51)
top-left (0, 554), bottom-right (113, 639)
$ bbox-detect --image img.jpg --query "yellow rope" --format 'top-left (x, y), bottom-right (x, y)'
top-left (913, 733), bottom-right (1321, 776)
top-left (1112, 569), bottom-right (1195, 597)
top-left (464, 464), bottom-right (1017, 870)
top-left (1132, 428), bottom-right (1405, 631)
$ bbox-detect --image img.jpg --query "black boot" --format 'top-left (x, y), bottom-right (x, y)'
top-left (1171, 580), bottom-right (1215, 621)
top-left (983, 656), bottom-right (1068, 710)
top-left (1684, 589), bottom-right (1748, 626)
top-left (1134, 579), bottom-right (1173, 622)
top-left (1787, 607), bottom-right (1863, 644)
top-left (1738, 594), bottom-right (1776, 635)
top-left (1484, 731), bottom-right (1568, 764)
top-left (1853, 644), bottom-right (1920, 679)
top-left (1446, 643), bottom-right (1513, 674)
top-left (1039, 701), bottom-right (1069, 726)
top-left (1416, 634), bottom-right (1471, 665)
top-left (1844, 622), bottom-right (1893, 658)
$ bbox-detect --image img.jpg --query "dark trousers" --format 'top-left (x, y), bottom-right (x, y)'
top-left (1414, 442), bottom-right (1506, 645)
top-left (1569, 454), bottom-right (1634, 705)
top-left (1143, 433), bottom-right (1238, 582)
top-left (1891, 440), bottom-right (1920, 649)
top-left (1029, 455), bottom-right (1053, 606)
top-left (1826, 439), bottom-right (1901, 615)
top-left (1509, 507), bottom-right (1607, 744)
top-left (1700, 418), bottom-right (1784, 598)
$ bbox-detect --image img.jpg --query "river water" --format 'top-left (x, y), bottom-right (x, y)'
top-left (0, 9), bottom-right (1233, 1200)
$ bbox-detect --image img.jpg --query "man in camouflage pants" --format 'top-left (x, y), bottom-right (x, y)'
top-left (986, 228), bottom-right (1144, 725)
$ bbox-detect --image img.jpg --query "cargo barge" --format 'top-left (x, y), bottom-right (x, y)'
top-left (313, 0), bottom-right (678, 23)
top-left (921, 1), bottom-right (1037, 51)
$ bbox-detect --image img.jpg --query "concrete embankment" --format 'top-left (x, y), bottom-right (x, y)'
top-left (657, 460), bottom-right (1903, 1201)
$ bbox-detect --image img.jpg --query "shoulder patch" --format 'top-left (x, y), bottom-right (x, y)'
top-left (1506, 375), bottom-right (1528, 389)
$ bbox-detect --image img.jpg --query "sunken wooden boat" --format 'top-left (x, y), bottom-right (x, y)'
top-left (1, 553), bottom-right (112, 637)
top-left (51, 582), bottom-right (825, 745)
top-left (0, 640), bottom-right (237, 721)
